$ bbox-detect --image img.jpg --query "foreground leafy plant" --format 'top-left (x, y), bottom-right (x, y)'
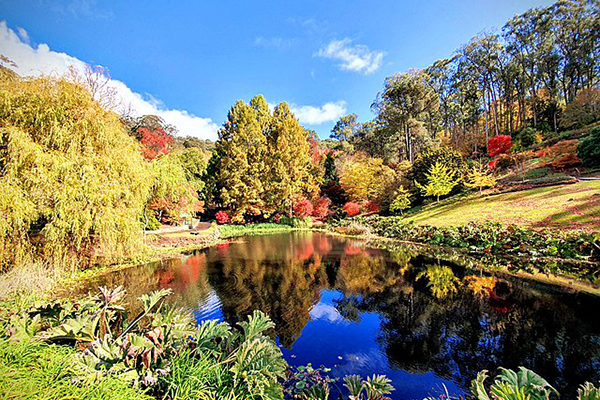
top-left (471, 367), bottom-right (558, 400)
top-left (4, 287), bottom-right (287, 399)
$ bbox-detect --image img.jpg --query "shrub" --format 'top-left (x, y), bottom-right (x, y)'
top-left (546, 139), bottom-right (581, 169)
top-left (280, 216), bottom-right (312, 228)
top-left (516, 127), bottom-right (542, 148)
top-left (488, 135), bottom-right (513, 157)
top-left (294, 200), bottom-right (314, 218)
top-left (412, 148), bottom-right (468, 191)
top-left (471, 367), bottom-right (558, 400)
top-left (577, 127), bottom-right (600, 168)
top-left (312, 197), bottom-right (332, 219)
top-left (561, 88), bottom-right (600, 129)
top-left (343, 202), bottom-right (361, 217)
top-left (363, 200), bottom-right (380, 213)
top-left (215, 211), bottom-right (230, 224)
top-left (491, 153), bottom-right (526, 172)
top-left (334, 223), bottom-right (370, 236)
top-left (144, 212), bottom-right (161, 231)
top-left (524, 168), bottom-right (549, 179)
top-left (4, 288), bottom-right (287, 400)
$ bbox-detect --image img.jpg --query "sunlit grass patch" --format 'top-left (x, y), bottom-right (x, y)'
top-left (405, 181), bottom-right (600, 232)
top-left (0, 339), bottom-right (150, 400)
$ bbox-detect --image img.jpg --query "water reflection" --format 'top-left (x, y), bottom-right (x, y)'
top-left (76, 232), bottom-right (600, 399)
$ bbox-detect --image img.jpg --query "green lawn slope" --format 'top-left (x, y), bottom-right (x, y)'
top-left (405, 180), bottom-right (600, 232)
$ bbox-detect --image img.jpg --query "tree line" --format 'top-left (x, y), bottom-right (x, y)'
top-left (335, 0), bottom-right (599, 163)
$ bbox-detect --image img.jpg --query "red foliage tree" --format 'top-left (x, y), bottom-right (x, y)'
top-left (138, 127), bottom-right (174, 160)
top-left (343, 202), bottom-right (361, 217)
top-left (363, 200), bottom-right (380, 213)
top-left (488, 135), bottom-right (513, 157)
top-left (215, 211), bottom-right (230, 224)
top-left (312, 197), bottom-right (332, 219)
top-left (294, 199), bottom-right (314, 218)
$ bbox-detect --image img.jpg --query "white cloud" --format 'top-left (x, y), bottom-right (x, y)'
top-left (0, 21), bottom-right (219, 140)
top-left (16, 27), bottom-right (29, 44)
top-left (290, 101), bottom-right (346, 125)
top-left (316, 38), bottom-right (384, 75)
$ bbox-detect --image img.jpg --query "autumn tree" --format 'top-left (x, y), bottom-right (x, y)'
top-left (339, 153), bottom-right (397, 206)
top-left (216, 98), bottom-right (269, 222)
top-left (465, 161), bottom-right (497, 195)
top-left (0, 73), bottom-right (152, 268)
top-left (146, 153), bottom-right (198, 226)
top-left (389, 187), bottom-right (411, 215)
top-left (488, 134), bottom-right (513, 157)
top-left (268, 102), bottom-right (320, 214)
top-left (211, 95), bottom-right (320, 220)
top-left (416, 162), bottom-right (459, 202)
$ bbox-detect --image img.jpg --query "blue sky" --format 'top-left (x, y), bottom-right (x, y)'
top-left (0, 0), bottom-right (553, 139)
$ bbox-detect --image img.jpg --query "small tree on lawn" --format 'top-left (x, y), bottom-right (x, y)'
top-left (416, 162), bottom-right (458, 203)
top-left (465, 162), bottom-right (497, 195)
top-left (389, 186), bottom-right (411, 215)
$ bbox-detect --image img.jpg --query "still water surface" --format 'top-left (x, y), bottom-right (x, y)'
top-left (78, 232), bottom-right (600, 399)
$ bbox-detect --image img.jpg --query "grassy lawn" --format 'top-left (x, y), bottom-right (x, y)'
top-left (405, 180), bottom-right (600, 232)
top-left (0, 339), bottom-right (150, 400)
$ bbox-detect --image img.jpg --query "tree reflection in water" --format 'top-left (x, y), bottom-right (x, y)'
top-left (76, 231), bottom-right (600, 398)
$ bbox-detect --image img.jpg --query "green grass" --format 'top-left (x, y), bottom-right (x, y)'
top-left (0, 339), bottom-right (150, 400)
top-left (219, 223), bottom-right (294, 238)
top-left (405, 180), bottom-right (600, 232)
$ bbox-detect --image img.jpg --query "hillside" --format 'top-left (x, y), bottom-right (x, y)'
top-left (405, 180), bottom-right (600, 232)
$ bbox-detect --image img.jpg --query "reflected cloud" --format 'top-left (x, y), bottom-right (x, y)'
top-left (309, 302), bottom-right (346, 323)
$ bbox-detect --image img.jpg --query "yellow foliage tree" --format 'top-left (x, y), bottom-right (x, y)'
top-left (339, 153), bottom-right (397, 205)
top-left (0, 73), bottom-right (152, 268)
top-left (465, 161), bottom-right (496, 195)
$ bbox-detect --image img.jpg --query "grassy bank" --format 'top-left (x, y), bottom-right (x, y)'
top-left (0, 339), bottom-right (151, 400)
top-left (405, 180), bottom-right (600, 232)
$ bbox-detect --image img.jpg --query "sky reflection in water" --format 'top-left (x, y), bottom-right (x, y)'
top-left (78, 232), bottom-right (600, 400)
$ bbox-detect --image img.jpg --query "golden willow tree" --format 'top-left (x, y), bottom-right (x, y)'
top-left (213, 95), bottom-right (319, 222)
top-left (0, 70), bottom-right (165, 269)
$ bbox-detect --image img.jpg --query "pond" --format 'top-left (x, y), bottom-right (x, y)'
top-left (77, 232), bottom-right (600, 399)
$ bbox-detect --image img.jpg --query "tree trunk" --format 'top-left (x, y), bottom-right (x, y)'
top-left (143, 205), bottom-right (148, 245)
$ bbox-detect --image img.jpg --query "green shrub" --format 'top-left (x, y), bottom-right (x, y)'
top-left (577, 127), bottom-right (600, 167)
top-left (143, 212), bottom-right (161, 231)
top-left (516, 127), bottom-right (542, 148)
top-left (470, 367), bottom-right (558, 400)
top-left (219, 223), bottom-right (292, 238)
top-left (524, 168), bottom-right (549, 179)
top-left (280, 216), bottom-right (313, 228)
top-left (161, 312), bottom-right (287, 400)
top-left (340, 216), bottom-right (600, 275)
